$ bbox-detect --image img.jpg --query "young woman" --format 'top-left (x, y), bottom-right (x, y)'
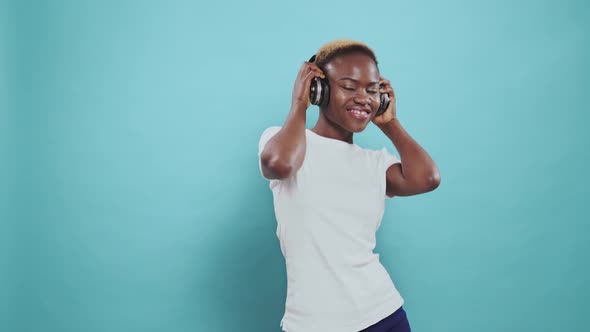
top-left (258, 39), bottom-right (441, 332)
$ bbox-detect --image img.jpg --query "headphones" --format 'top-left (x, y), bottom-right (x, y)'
top-left (308, 54), bottom-right (390, 116)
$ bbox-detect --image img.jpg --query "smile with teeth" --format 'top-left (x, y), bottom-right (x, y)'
top-left (348, 109), bottom-right (370, 119)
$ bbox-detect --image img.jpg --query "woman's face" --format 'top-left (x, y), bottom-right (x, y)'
top-left (321, 51), bottom-right (381, 133)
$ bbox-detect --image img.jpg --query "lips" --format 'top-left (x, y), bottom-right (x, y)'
top-left (347, 107), bottom-right (371, 120)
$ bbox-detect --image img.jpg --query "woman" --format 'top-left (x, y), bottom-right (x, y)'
top-left (258, 39), bottom-right (441, 332)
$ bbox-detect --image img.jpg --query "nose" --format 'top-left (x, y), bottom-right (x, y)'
top-left (353, 90), bottom-right (371, 105)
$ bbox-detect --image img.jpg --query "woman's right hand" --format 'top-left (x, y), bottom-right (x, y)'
top-left (292, 61), bottom-right (325, 109)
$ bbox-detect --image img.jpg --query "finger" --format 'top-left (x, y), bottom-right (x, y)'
top-left (304, 69), bottom-right (320, 77)
top-left (381, 81), bottom-right (393, 89)
top-left (307, 64), bottom-right (325, 77)
top-left (300, 62), bottom-right (317, 74)
top-left (303, 62), bottom-right (321, 70)
top-left (306, 64), bottom-right (325, 76)
top-left (298, 63), bottom-right (311, 77)
top-left (383, 87), bottom-right (396, 99)
top-left (307, 62), bottom-right (322, 70)
top-left (299, 68), bottom-right (322, 81)
top-left (304, 70), bottom-right (324, 83)
top-left (307, 68), bottom-right (325, 78)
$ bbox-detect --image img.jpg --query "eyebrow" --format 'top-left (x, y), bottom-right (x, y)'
top-left (338, 77), bottom-right (379, 86)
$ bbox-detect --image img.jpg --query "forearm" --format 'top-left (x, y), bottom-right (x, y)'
top-left (377, 117), bottom-right (440, 185)
top-left (260, 102), bottom-right (307, 178)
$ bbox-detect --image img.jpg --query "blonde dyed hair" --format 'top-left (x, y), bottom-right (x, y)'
top-left (313, 39), bottom-right (378, 69)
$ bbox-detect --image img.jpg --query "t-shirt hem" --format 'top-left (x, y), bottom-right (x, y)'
top-left (352, 296), bottom-right (405, 331)
top-left (279, 296), bottom-right (404, 332)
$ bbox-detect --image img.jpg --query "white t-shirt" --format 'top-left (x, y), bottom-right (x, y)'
top-left (258, 126), bottom-right (404, 332)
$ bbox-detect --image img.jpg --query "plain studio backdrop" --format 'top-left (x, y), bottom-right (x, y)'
top-left (1, 0), bottom-right (588, 331)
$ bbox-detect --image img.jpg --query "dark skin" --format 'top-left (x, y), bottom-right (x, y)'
top-left (260, 51), bottom-right (441, 197)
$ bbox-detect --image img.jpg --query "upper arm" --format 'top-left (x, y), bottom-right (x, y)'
top-left (258, 126), bottom-right (292, 180)
top-left (385, 163), bottom-right (409, 198)
top-left (385, 163), bottom-right (440, 197)
top-left (259, 128), bottom-right (278, 180)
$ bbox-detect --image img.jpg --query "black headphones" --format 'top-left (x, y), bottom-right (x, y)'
top-left (308, 54), bottom-right (390, 116)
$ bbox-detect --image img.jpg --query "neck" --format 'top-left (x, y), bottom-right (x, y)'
top-left (311, 111), bottom-right (354, 144)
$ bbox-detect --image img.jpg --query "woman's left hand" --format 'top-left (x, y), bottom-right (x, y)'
top-left (372, 76), bottom-right (397, 125)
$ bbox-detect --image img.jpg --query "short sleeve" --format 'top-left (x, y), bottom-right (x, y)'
top-left (258, 126), bottom-right (282, 179)
top-left (380, 147), bottom-right (401, 199)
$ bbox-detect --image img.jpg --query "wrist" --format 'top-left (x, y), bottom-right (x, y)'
top-left (376, 116), bottom-right (401, 131)
top-left (290, 101), bottom-right (309, 114)
top-left (376, 117), bottom-right (403, 141)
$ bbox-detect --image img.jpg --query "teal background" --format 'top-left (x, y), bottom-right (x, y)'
top-left (2, 0), bottom-right (589, 331)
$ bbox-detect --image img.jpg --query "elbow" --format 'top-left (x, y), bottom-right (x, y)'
top-left (261, 153), bottom-right (294, 180)
top-left (427, 171), bottom-right (441, 190)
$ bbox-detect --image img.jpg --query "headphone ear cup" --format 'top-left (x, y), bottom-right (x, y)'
top-left (308, 54), bottom-right (329, 107)
top-left (377, 92), bottom-right (390, 116)
top-left (319, 78), bottom-right (329, 107)
top-left (310, 77), bottom-right (321, 106)
top-left (310, 77), bottom-right (319, 105)
top-left (310, 77), bottom-right (330, 106)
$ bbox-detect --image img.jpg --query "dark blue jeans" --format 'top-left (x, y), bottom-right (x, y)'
top-left (358, 306), bottom-right (411, 332)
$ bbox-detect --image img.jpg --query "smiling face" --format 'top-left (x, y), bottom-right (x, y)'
top-left (320, 51), bottom-right (381, 133)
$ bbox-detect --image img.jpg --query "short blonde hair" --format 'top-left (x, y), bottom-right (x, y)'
top-left (313, 39), bottom-right (378, 69)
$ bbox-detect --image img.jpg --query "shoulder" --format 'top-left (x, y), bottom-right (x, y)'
top-left (259, 126), bottom-right (282, 141)
top-left (261, 126), bottom-right (282, 135)
top-left (258, 126), bottom-right (282, 149)
top-left (260, 126), bottom-right (283, 140)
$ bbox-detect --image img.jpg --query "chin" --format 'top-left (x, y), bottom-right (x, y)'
top-left (324, 110), bottom-right (371, 133)
top-left (340, 113), bottom-right (373, 133)
top-left (352, 125), bottom-right (368, 132)
top-left (344, 121), bottom-right (370, 133)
